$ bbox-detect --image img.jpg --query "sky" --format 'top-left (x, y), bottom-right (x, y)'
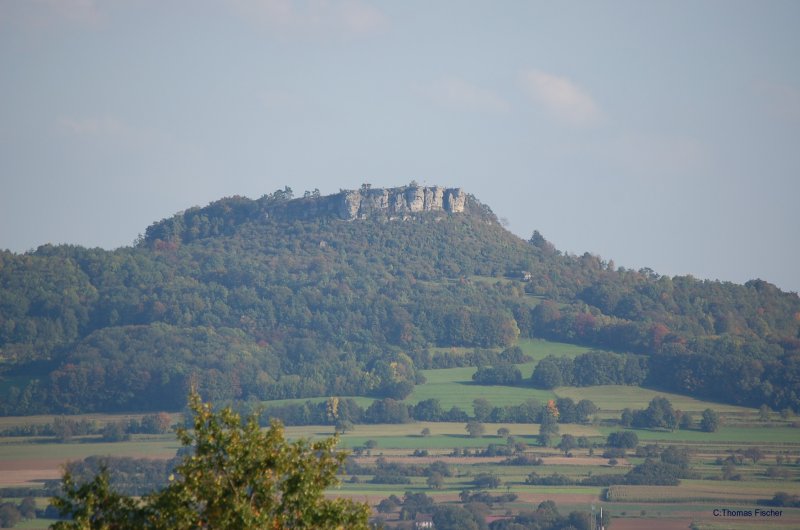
top-left (1, 1), bottom-right (798, 293)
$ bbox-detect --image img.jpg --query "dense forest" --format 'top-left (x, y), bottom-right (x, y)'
top-left (1, 185), bottom-right (798, 414)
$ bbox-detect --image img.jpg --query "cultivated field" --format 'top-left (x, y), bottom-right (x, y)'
top-left (1, 339), bottom-right (799, 528)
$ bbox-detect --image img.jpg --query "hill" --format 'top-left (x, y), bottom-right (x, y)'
top-left (1, 184), bottom-right (798, 414)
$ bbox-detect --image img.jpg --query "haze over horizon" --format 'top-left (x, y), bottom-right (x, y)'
top-left (1, 1), bottom-right (798, 292)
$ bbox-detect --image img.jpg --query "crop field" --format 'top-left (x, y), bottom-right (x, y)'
top-left (1, 340), bottom-right (799, 529)
top-left (606, 483), bottom-right (782, 503)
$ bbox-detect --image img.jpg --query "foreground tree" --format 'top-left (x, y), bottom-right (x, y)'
top-left (52, 391), bottom-right (370, 529)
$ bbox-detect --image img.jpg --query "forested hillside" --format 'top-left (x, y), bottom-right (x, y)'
top-left (1, 185), bottom-right (798, 414)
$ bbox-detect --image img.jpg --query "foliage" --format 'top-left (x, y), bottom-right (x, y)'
top-left (472, 364), bottom-right (522, 385)
top-left (538, 403), bottom-right (559, 447)
top-left (432, 504), bottom-right (486, 530)
top-left (1, 188), bottom-right (799, 414)
top-left (61, 455), bottom-right (179, 496)
top-left (530, 351), bottom-right (647, 389)
top-left (556, 434), bottom-right (577, 455)
top-left (465, 420), bottom-right (486, 438)
top-left (490, 499), bottom-right (598, 530)
top-left (632, 397), bottom-right (679, 430)
top-left (700, 408), bottom-right (720, 432)
top-left (0, 502), bottom-right (24, 528)
top-left (51, 390), bottom-right (369, 529)
top-left (763, 492), bottom-right (800, 507)
top-left (472, 473), bottom-right (501, 489)
top-left (607, 431), bottom-right (639, 449)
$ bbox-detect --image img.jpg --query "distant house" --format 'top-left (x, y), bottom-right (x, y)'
top-left (506, 270), bottom-right (532, 281)
top-left (414, 513), bottom-right (434, 529)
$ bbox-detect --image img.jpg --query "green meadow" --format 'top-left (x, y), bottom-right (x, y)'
top-left (1, 338), bottom-right (799, 529)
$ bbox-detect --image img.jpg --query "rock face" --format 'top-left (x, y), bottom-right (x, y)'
top-left (335, 186), bottom-right (466, 220)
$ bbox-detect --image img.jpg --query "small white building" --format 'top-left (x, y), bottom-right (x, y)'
top-left (414, 513), bottom-right (434, 529)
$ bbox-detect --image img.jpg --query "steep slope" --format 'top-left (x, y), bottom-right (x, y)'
top-left (0, 185), bottom-right (798, 414)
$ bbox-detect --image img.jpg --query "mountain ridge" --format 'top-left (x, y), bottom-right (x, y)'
top-left (0, 185), bottom-right (798, 415)
top-left (141, 184), bottom-right (493, 247)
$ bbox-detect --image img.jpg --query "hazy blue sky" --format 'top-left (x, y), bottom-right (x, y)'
top-left (1, 1), bottom-right (798, 292)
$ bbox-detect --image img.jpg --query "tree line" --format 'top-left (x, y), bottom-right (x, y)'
top-left (255, 396), bottom-right (598, 427)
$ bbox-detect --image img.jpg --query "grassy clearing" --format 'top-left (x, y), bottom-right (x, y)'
top-left (409, 365), bottom-right (554, 408)
top-left (597, 425), bottom-right (800, 444)
top-left (426, 338), bottom-right (594, 365)
top-left (284, 421), bottom-right (602, 449)
top-left (516, 338), bottom-right (597, 362)
top-left (555, 385), bottom-right (757, 414)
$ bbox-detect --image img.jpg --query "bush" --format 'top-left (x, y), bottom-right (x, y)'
top-left (472, 473), bottom-right (501, 489)
top-left (602, 447), bottom-right (626, 459)
top-left (370, 473), bottom-right (412, 485)
top-left (607, 431), bottom-right (639, 449)
top-left (700, 409), bottom-right (720, 432)
top-left (524, 472), bottom-right (574, 486)
top-left (501, 454), bottom-right (543, 466)
top-left (472, 364), bottom-right (523, 385)
top-left (763, 492), bottom-right (800, 507)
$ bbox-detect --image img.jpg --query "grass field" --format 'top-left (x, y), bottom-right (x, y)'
top-left (515, 338), bottom-right (598, 362)
top-left (555, 385), bottom-right (756, 414)
top-left (2, 338), bottom-right (799, 528)
top-left (596, 425), bottom-right (800, 444)
top-left (408, 365), bottom-right (555, 408)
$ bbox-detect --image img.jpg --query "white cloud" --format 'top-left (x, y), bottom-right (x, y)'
top-left (520, 69), bottom-right (601, 126)
top-left (230, 0), bottom-right (387, 36)
top-left (415, 77), bottom-right (509, 113)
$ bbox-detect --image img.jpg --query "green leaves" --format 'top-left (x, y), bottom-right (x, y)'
top-left (52, 390), bottom-right (370, 530)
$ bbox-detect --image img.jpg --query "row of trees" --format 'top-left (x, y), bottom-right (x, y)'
top-left (377, 491), bottom-right (598, 530)
top-left (531, 351), bottom-right (647, 389)
top-left (257, 396), bottom-right (598, 428)
top-left (620, 397), bottom-right (721, 432)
